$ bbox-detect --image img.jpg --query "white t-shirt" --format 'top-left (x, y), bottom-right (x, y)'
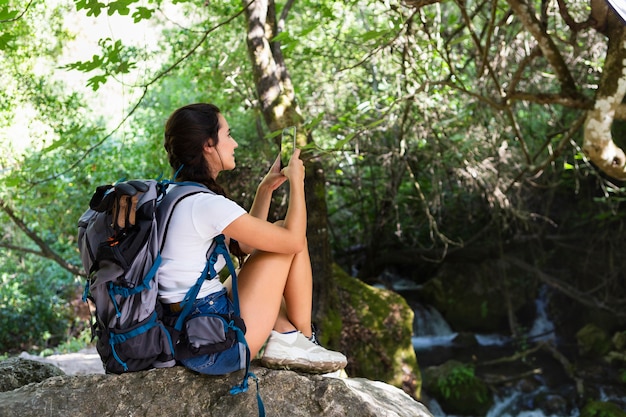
top-left (157, 187), bottom-right (246, 303)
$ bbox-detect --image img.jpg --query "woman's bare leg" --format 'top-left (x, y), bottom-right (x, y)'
top-left (229, 243), bottom-right (314, 357)
top-left (281, 243), bottom-right (313, 338)
top-left (234, 250), bottom-right (296, 357)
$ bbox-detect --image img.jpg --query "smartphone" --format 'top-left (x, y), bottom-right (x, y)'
top-left (281, 126), bottom-right (296, 168)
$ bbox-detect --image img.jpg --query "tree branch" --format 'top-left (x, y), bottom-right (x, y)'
top-left (504, 255), bottom-right (625, 318)
top-left (582, 10), bottom-right (626, 180)
top-left (0, 197), bottom-right (85, 277)
top-left (505, 0), bottom-right (579, 98)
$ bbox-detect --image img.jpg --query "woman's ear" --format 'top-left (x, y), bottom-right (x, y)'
top-left (203, 139), bottom-right (216, 154)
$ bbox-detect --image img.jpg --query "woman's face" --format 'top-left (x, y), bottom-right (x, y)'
top-left (207, 113), bottom-right (238, 177)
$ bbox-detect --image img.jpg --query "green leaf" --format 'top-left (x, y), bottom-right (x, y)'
top-left (272, 31), bottom-right (291, 43)
top-left (86, 74), bottom-right (107, 91)
top-left (360, 30), bottom-right (389, 42)
top-left (334, 133), bottom-right (356, 150)
top-left (132, 6), bottom-right (154, 23)
top-left (42, 137), bottom-right (70, 153)
top-left (74, 0), bottom-right (106, 17)
top-left (0, 32), bottom-right (16, 51)
top-left (61, 54), bottom-right (105, 72)
top-left (107, 0), bottom-right (135, 16)
top-left (0, 7), bottom-right (18, 21)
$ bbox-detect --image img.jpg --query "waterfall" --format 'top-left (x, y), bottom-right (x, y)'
top-left (528, 285), bottom-right (556, 343)
top-left (411, 304), bottom-right (457, 350)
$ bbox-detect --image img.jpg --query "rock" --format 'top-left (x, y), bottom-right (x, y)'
top-left (421, 360), bottom-right (492, 416)
top-left (18, 347), bottom-right (104, 375)
top-left (0, 358), bottom-right (65, 392)
top-left (576, 324), bottom-right (611, 357)
top-left (334, 265), bottom-right (421, 398)
top-left (0, 361), bottom-right (433, 417)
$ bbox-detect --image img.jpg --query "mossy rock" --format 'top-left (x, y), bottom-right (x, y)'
top-left (580, 400), bottom-right (626, 417)
top-left (421, 260), bottom-right (536, 333)
top-left (612, 331), bottom-right (626, 351)
top-left (576, 324), bottom-right (612, 357)
top-left (422, 360), bottom-right (493, 416)
top-left (331, 264), bottom-right (421, 399)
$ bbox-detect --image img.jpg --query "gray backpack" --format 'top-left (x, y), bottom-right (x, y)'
top-left (78, 178), bottom-right (264, 416)
top-left (77, 179), bottom-right (213, 373)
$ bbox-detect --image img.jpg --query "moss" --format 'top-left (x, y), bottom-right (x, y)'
top-left (331, 264), bottom-right (421, 399)
top-left (581, 400), bottom-right (626, 417)
top-left (577, 324), bottom-right (612, 357)
top-left (422, 360), bottom-right (493, 416)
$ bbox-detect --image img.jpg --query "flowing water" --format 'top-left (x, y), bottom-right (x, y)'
top-left (400, 285), bottom-right (625, 417)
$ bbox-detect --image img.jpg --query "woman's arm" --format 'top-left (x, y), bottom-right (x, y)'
top-left (224, 150), bottom-right (306, 254)
top-left (248, 156), bottom-right (285, 221)
top-left (235, 156), bottom-right (285, 254)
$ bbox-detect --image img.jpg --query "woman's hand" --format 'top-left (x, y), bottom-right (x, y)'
top-left (258, 155), bottom-right (288, 192)
top-left (281, 148), bottom-right (305, 184)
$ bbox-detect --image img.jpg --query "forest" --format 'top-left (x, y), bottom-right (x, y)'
top-left (2, 0), bottom-right (626, 416)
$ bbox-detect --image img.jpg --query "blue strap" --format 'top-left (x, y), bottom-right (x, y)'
top-left (109, 341), bottom-right (128, 372)
top-left (174, 260), bottom-right (211, 331)
top-left (110, 255), bottom-right (162, 298)
top-left (106, 255), bottom-right (163, 318)
top-left (174, 234), bottom-right (238, 330)
top-left (173, 233), bottom-right (264, 416)
top-left (108, 310), bottom-right (161, 372)
top-left (228, 321), bottom-right (265, 417)
top-left (109, 310), bottom-right (159, 345)
top-left (212, 235), bottom-right (240, 315)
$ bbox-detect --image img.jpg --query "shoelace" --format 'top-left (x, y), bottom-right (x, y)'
top-left (309, 324), bottom-right (320, 345)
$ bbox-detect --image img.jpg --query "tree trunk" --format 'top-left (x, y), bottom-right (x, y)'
top-left (582, 6), bottom-right (626, 180)
top-left (243, 0), bottom-right (335, 322)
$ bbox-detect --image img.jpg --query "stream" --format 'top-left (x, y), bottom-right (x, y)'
top-left (389, 280), bottom-right (626, 417)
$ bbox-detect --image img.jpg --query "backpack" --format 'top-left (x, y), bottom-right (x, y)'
top-left (77, 179), bottom-right (204, 372)
top-left (78, 178), bottom-right (264, 415)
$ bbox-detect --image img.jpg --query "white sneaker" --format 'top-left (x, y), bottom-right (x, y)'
top-left (260, 330), bottom-right (347, 373)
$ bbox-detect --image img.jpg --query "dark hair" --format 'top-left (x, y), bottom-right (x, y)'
top-left (164, 103), bottom-right (226, 195)
top-left (164, 103), bottom-right (246, 260)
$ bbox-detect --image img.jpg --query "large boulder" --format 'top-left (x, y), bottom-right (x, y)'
top-left (332, 265), bottom-right (421, 398)
top-left (0, 360), bottom-right (433, 417)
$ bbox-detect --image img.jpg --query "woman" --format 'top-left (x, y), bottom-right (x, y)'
top-left (158, 103), bottom-right (347, 376)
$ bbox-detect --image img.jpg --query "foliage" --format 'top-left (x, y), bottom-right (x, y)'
top-left (0, 253), bottom-right (75, 352)
top-left (580, 400), bottom-right (626, 417)
top-left (423, 359), bottom-right (492, 415)
top-left (436, 362), bottom-right (479, 401)
top-left (1, 0), bottom-right (626, 360)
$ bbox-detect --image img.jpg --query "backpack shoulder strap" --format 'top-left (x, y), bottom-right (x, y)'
top-left (156, 181), bottom-right (214, 251)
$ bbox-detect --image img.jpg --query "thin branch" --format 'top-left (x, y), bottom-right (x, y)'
top-left (0, 0), bottom-right (34, 23)
top-left (338, 9), bottom-right (420, 73)
top-left (31, 3), bottom-right (251, 186)
top-left (404, 159), bottom-right (463, 258)
top-left (504, 255), bottom-right (626, 317)
top-left (0, 197), bottom-right (85, 277)
top-left (505, 0), bottom-right (579, 98)
top-left (555, 0), bottom-right (595, 31)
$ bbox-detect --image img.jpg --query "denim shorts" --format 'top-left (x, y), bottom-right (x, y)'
top-left (177, 288), bottom-right (246, 375)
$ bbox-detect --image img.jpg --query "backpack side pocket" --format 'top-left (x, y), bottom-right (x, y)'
top-left (99, 310), bottom-right (174, 374)
top-left (175, 313), bottom-right (240, 360)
